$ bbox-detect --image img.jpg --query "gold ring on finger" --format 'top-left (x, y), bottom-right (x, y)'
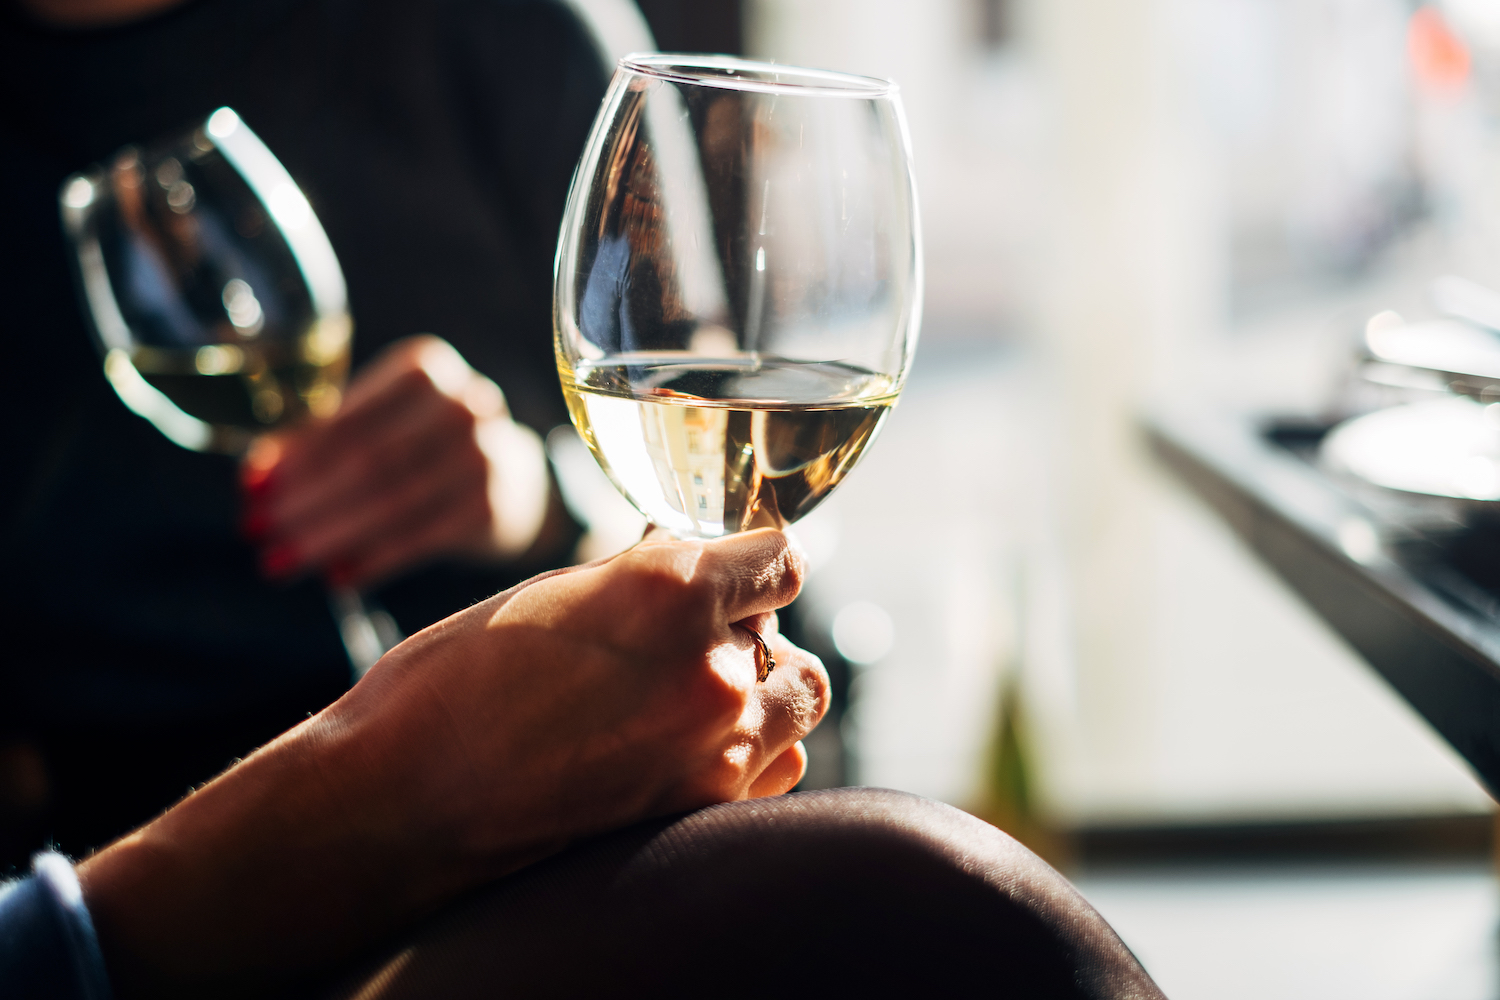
top-left (736, 624), bottom-right (775, 683)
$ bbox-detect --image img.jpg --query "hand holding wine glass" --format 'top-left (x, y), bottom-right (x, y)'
top-left (241, 333), bottom-right (552, 590)
top-left (554, 55), bottom-right (922, 542)
top-left (60, 107), bottom-right (398, 672)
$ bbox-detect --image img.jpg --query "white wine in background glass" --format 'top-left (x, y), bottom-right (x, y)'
top-left (60, 107), bottom-right (398, 675)
top-left (554, 54), bottom-right (922, 539)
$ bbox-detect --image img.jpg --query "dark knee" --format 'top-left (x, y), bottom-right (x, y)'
top-left (327, 789), bottom-right (1162, 1000)
top-left (631, 789), bottom-right (1145, 994)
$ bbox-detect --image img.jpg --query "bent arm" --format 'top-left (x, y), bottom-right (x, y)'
top-left (74, 529), bottom-right (826, 998)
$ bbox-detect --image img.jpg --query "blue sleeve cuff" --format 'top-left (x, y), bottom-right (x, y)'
top-left (0, 852), bottom-right (114, 1000)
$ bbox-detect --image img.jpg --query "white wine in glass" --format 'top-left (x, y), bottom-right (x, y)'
top-left (555, 55), bottom-right (921, 540)
top-left (60, 107), bottom-right (396, 674)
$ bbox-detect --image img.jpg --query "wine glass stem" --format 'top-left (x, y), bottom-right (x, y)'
top-left (328, 584), bottom-right (402, 678)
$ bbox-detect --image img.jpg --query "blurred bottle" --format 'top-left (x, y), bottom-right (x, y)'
top-left (1413, 3), bottom-right (1500, 284)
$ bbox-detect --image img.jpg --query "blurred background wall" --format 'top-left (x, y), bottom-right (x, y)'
top-left (621, 0), bottom-right (1497, 834)
top-left (612, 2), bottom-right (1500, 992)
top-left (735, 0), bottom-right (1495, 833)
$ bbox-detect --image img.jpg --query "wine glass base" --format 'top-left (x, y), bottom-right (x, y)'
top-left (330, 585), bottom-right (403, 679)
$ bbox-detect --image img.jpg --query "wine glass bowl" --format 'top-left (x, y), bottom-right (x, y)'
top-left (61, 107), bottom-right (351, 455)
top-left (554, 55), bottom-right (922, 539)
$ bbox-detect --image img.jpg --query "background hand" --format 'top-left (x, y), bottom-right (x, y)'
top-left (241, 335), bottom-right (553, 589)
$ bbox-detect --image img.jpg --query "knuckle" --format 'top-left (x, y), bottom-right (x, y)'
top-left (677, 767), bottom-right (733, 806)
top-left (395, 365), bottom-right (437, 397)
top-left (631, 556), bottom-right (714, 621)
top-left (406, 333), bottom-right (446, 353)
top-left (668, 650), bottom-right (748, 728)
top-left (780, 647), bottom-right (830, 730)
top-left (801, 656), bottom-right (832, 725)
top-left (697, 663), bottom-right (749, 722)
top-left (440, 396), bottom-right (478, 433)
top-left (628, 563), bottom-right (688, 608)
top-left (773, 542), bottom-right (806, 604)
top-left (699, 745), bottom-right (753, 798)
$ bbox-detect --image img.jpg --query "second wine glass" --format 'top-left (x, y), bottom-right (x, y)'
top-left (60, 107), bottom-right (399, 674)
top-left (554, 55), bottom-right (922, 540)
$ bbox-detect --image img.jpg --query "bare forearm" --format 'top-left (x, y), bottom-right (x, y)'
top-left (68, 531), bottom-right (824, 997)
top-left (75, 718), bottom-right (435, 997)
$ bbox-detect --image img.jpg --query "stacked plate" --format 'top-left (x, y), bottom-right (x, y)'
top-left (1322, 276), bottom-right (1500, 505)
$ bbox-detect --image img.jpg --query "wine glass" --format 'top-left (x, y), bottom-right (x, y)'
top-left (59, 107), bottom-right (399, 675)
top-left (554, 55), bottom-right (921, 539)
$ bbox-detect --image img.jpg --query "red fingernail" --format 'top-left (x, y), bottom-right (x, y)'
top-left (242, 467), bottom-right (277, 498)
top-left (260, 543), bottom-right (301, 579)
top-left (242, 437), bottom-right (286, 494)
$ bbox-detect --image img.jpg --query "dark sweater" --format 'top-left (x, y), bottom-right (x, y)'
top-left (0, 0), bottom-right (608, 864)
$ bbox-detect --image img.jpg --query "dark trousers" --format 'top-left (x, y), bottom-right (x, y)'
top-left (320, 788), bottom-right (1163, 999)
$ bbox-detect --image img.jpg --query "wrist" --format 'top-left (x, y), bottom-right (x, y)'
top-left (317, 629), bottom-right (562, 890)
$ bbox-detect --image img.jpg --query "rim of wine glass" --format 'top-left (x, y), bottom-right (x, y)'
top-left (619, 53), bottom-right (897, 98)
